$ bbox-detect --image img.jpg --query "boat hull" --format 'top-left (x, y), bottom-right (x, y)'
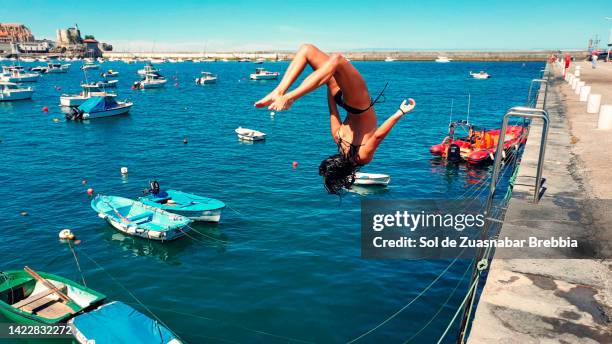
top-left (83, 103), bottom-right (132, 119)
top-left (354, 173), bottom-right (391, 186)
top-left (0, 90), bottom-right (33, 101)
top-left (60, 96), bottom-right (87, 107)
top-left (102, 216), bottom-right (190, 241)
top-left (139, 190), bottom-right (225, 222)
top-left (91, 195), bottom-right (193, 241)
top-left (250, 74), bottom-right (279, 80)
top-left (2, 75), bottom-right (39, 82)
top-left (0, 271), bottom-right (106, 325)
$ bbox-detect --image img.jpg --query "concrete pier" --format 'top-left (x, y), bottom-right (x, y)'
top-left (467, 62), bottom-right (612, 342)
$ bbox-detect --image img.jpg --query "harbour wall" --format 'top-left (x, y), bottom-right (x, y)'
top-left (466, 62), bottom-right (612, 342)
top-left (100, 50), bottom-right (585, 62)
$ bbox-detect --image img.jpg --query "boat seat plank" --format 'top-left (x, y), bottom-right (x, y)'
top-left (12, 289), bottom-right (58, 309)
top-left (30, 300), bottom-right (74, 318)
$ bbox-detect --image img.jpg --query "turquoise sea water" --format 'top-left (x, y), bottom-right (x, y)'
top-left (0, 60), bottom-right (542, 343)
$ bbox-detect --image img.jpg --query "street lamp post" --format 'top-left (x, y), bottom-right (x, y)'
top-left (606, 17), bottom-right (612, 62)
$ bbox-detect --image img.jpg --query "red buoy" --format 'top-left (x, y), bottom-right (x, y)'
top-left (87, 188), bottom-right (94, 196)
top-left (292, 161), bottom-right (298, 168)
top-left (42, 106), bottom-right (49, 112)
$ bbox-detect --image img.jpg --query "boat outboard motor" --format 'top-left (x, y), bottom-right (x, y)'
top-left (447, 143), bottom-right (461, 162)
top-left (150, 180), bottom-right (161, 195)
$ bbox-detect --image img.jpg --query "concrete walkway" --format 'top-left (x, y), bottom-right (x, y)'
top-left (467, 62), bottom-right (612, 343)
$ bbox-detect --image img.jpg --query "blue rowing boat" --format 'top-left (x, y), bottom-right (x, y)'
top-left (139, 181), bottom-right (225, 222)
top-left (91, 195), bottom-right (193, 241)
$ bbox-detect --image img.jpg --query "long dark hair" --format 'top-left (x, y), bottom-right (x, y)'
top-left (318, 154), bottom-right (360, 194)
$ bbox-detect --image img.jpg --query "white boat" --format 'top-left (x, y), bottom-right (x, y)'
top-left (137, 64), bottom-right (159, 76)
top-left (133, 73), bottom-right (167, 89)
top-left (250, 68), bottom-right (280, 80)
top-left (167, 58), bottom-right (178, 63)
top-left (95, 79), bottom-right (118, 88)
top-left (384, 57), bottom-right (397, 62)
top-left (254, 58), bottom-right (265, 64)
top-left (1, 66), bottom-right (39, 82)
top-left (60, 85), bottom-right (116, 107)
top-left (149, 58), bottom-right (165, 64)
top-left (195, 72), bottom-right (217, 85)
top-left (235, 127), bottom-right (266, 141)
top-left (46, 63), bottom-right (70, 73)
top-left (103, 70), bottom-right (119, 77)
top-left (354, 172), bottom-right (391, 186)
top-left (20, 57), bottom-right (37, 63)
top-left (81, 63), bottom-right (99, 71)
top-left (202, 58), bottom-right (216, 62)
top-left (469, 71), bottom-right (490, 79)
top-left (238, 58), bottom-right (251, 63)
top-left (0, 81), bottom-right (34, 101)
top-left (221, 58), bottom-right (229, 62)
top-left (67, 96), bottom-right (132, 120)
top-left (435, 56), bottom-right (452, 63)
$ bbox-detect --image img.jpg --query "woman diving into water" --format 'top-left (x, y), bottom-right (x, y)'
top-left (255, 44), bottom-right (416, 194)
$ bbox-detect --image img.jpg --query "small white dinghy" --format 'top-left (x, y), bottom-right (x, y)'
top-left (235, 127), bottom-right (266, 141)
top-left (195, 72), bottom-right (217, 84)
top-left (250, 68), bottom-right (279, 80)
top-left (353, 172), bottom-right (391, 186)
top-left (469, 71), bottom-right (490, 79)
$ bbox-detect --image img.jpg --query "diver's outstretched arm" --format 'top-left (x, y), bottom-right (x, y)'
top-left (359, 99), bottom-right (416, 163)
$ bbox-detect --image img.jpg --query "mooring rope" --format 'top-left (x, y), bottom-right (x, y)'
top-left (435, 275), bottom-right (480, 344)
top-left (122, 301), bottom-right (315, 344)
top-left (346, 254), bottom-right (465, 343)
top-left (67, 240), bottom-right (87, 287)
top-left (78, 249), bottom-right (184, 343)
top-left (403, 256), bottom-right (475, 343)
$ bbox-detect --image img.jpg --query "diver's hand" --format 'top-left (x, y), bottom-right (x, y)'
top-left (268, 95), bottom-right (294, 111)
top-left (398, 98), bottom-right (416, 116)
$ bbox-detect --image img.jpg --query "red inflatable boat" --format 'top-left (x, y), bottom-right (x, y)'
top-left (430, 121), bottom-right (527, 164)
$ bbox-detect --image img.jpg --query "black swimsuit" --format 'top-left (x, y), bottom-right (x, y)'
top-left (333, 82), bottom-right (389, 115)
top-left (334, 91), bottom-right (373, 115)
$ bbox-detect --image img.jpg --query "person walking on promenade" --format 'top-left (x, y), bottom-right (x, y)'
top-left (564, 53), bottom-right (571, 77)
top-left (591, 49), bottom-right (599, 69)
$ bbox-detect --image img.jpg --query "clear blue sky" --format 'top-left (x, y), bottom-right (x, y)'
top-left (2, 0), bottom-right (611, 51)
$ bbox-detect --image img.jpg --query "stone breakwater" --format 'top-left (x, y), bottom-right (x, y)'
top-left (102, 50), bottom-right (586, 62)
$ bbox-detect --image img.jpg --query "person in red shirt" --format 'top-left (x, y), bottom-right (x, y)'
top-left (564, 53), bottom-right (571, 77)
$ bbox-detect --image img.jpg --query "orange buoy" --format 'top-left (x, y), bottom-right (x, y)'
top-left (292, 161), bottom-right (298, 168)
top-left (42, 106), bottom-right (49, 112)
top-left (87, 188), bottom-right (94, 196)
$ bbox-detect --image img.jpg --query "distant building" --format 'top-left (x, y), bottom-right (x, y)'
top-left (83, 38), bottom-right (101, 57)
top-left (0, 23), bottom-right (34, 43)
top-left (0, 23), bottom-right (54, 54)
top-left (18, 39), bottom-right (55, 53)
top-left (56, 24), bottom-right (82, 48)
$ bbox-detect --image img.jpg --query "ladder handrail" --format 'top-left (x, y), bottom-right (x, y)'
top-left (486, 108), bottom-right (549, 212)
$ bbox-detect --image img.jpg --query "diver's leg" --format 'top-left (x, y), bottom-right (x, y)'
top-left (279, 53), bottom-right (370, 110)
top-left (255, 44), bottom-right (335, 107)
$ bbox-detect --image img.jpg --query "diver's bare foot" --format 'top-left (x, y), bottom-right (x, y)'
top-left (254, 91), bottom-right (282, 108)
